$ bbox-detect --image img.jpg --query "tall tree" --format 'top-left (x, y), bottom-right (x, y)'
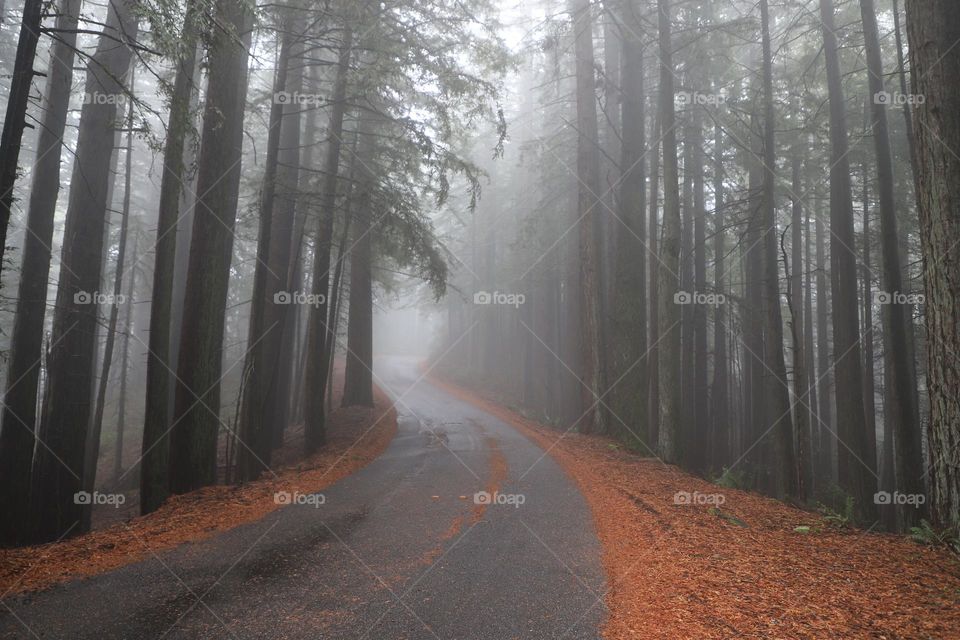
top-left (656, 0), bottom-right (682, 463)
top-left (141, 0), bottom-right (201, 515)
top-left (0, 0), bottom-right (42, 279)
top-left (31, 0), bottom-right (139, 542)
top-left (906, 0), bottom-right (960, 528)
top-left (0, 0), bottom-right (81, 547)
top-left (819, 0), bottom-right (877, 520)
top-left (169, 0), bottom-right (252, 494)
top-left (860, 0), bottom-right (925, 527)
top-left (84, 86), bottom-right (136, 530)
top-left (569, 0), bottom-right (607, 434)
top-left (611, 0), bottom-right (648, 444)
top-left (303, 18), bottom-right (354, 450)
top-left (238, 12), bottom-right (298, 480)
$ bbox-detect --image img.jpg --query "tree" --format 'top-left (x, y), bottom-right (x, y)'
top-left (611, 0), bottom-right (648, 444)
top-left (569, 0), bottom-right (607, 434)
top-left (31, 0), bottom-right (140, 542)
top-left (303, 17), bottom-right (354, 450)
top-left (141, 0), bottom-right (201, 515)
top-left (0, 0), bottom-right (42, 281)
top-left (238, 10), bottom-right (299, 480)
top-left (859, 0), bottom-right (925, 528)
top-left (656, 0), bottom-right (682, 463)
top-left (169, 0), bottom-right (252, 494)
top-left (0, 0), bottom-right (81, 547)
top-left (759, 0), bottom-right (797, 498)
top-left (84, 85), bottom-right (136, 531)
top-left (818, 0), bottom-right (877, 521)
top-left (906, 0), bottom-right (960, 528)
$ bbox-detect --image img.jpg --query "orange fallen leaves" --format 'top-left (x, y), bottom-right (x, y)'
top-left (0, 385), bottom-right (397, 596)
top-left (431, 375), bottom-right (960, 639)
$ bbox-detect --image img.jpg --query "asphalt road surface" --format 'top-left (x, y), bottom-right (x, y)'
top-left (0, 356), bottom-right (606, 639)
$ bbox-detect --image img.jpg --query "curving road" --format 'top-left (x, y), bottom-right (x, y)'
top-left (0, 356), bottom-right (606, 639)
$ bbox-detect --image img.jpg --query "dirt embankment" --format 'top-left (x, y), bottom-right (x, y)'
top-left (430, 374), bottom-right (960, 640)
top-left (0, 382), bottom-right (397, 596)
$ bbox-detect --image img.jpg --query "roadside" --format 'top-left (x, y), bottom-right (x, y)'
top-left (430, 373), bottom-right (960, 639)
top-left (0, 378), bottom-right (397, 595)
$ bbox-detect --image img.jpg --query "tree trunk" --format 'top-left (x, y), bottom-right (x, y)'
top-left (341, 110), bottom-right (378, 408)
top-left (30, 0), bottom-right (139, 543)
top-left (303, 22), bottom-right (354, 451)
top-left (819, 0), bottom-right (877, 521)
top-left (814, 206), bottom-right (835, 482)
top-left (711, 119), bottom-right (728, 470)
top-left (115, 241), bottom-right (137, 484)
top-left (0, 0), bottom-right (81, 547)
top-left (169, 0), bottom-right (252, 494)
top-left (861, 0), bottom-right (925, 528)
top-left (906, 0), bottom-right (960, 528)
top-left (0, 0), bottom-right (42, 282)
top-left (238, 20), bottom-right (296, 481)
top-left (84, 90), bottom-right (136, 531)
top-left (647, 114), bottom-right (661, 447)
top-left (140, 0), bottom-right (200, 514)
top-left (656, 0), bottom-right (682, 463)
top-left (569, 0), bottom-right (607, 434)
top-left (611, 0), bottom-right (647, 446)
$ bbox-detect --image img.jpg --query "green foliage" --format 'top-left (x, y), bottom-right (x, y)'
top-left (818, 496), bottom-right (856, 529)
top-left (714, 467), bottom-right (751, 490)
top-left (909, 520), bottom-right (960, 554)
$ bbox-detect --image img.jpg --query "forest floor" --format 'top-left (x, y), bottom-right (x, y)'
top-left (0, 373), bottom-right (397, 596)
top-left (429, 374), bottom-right (960, 639)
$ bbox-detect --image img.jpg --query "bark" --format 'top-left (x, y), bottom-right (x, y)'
top-left (0, 0), bottom-right (42, 282)
top-left (84, 92), bottom-right (135, 531)
top-left (860, 0), bottom-right (925, 527)
top-left (169, 0), bottom-right (252, 494)
top-left (0, 0), bottom-right (81, 547)
top-left (611, 0), bottom-right (647, 445)
top-left (31, 0), bottom-right (139, 542)
top-left (819, 0), bottom-right (877, 520)
top-left (814, 206), bottom-right (835, 481)
top-left (656, 0), bottom-right (682, 463)
top-left (906, 0), bottom-right (960, 528)
top-left (711, 120), bottom-right (728, 469)
top-left (692, 112), bottom-right (708, 474)
top-left (238, 20), bottom-right (296, 481)
top-left (341, 110), bottom-right (378, 408)
top-left (303, 22), bottom-right (354, 451)
top-left (115, 242), bottom-right (137, 483)
top-left (791, 143), bottom-right (812, 499)
top-left (647, 114), bottom-right (661, 447)
top-left (141, 0), bottom-right (200, 514)
top-left (570, 0), bottom-right (607, 434)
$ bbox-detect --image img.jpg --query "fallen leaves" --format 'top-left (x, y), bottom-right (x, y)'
top-left (0, 383), bottom-right (397, 596)
top-left (431, 375), bottom-right (960, 639)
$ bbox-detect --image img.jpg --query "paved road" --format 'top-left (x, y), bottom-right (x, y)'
top-left (0, 357), bottom-right (606, 639)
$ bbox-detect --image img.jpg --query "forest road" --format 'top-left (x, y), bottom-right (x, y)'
top-left (0, 356), bottom-right (606, 639)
